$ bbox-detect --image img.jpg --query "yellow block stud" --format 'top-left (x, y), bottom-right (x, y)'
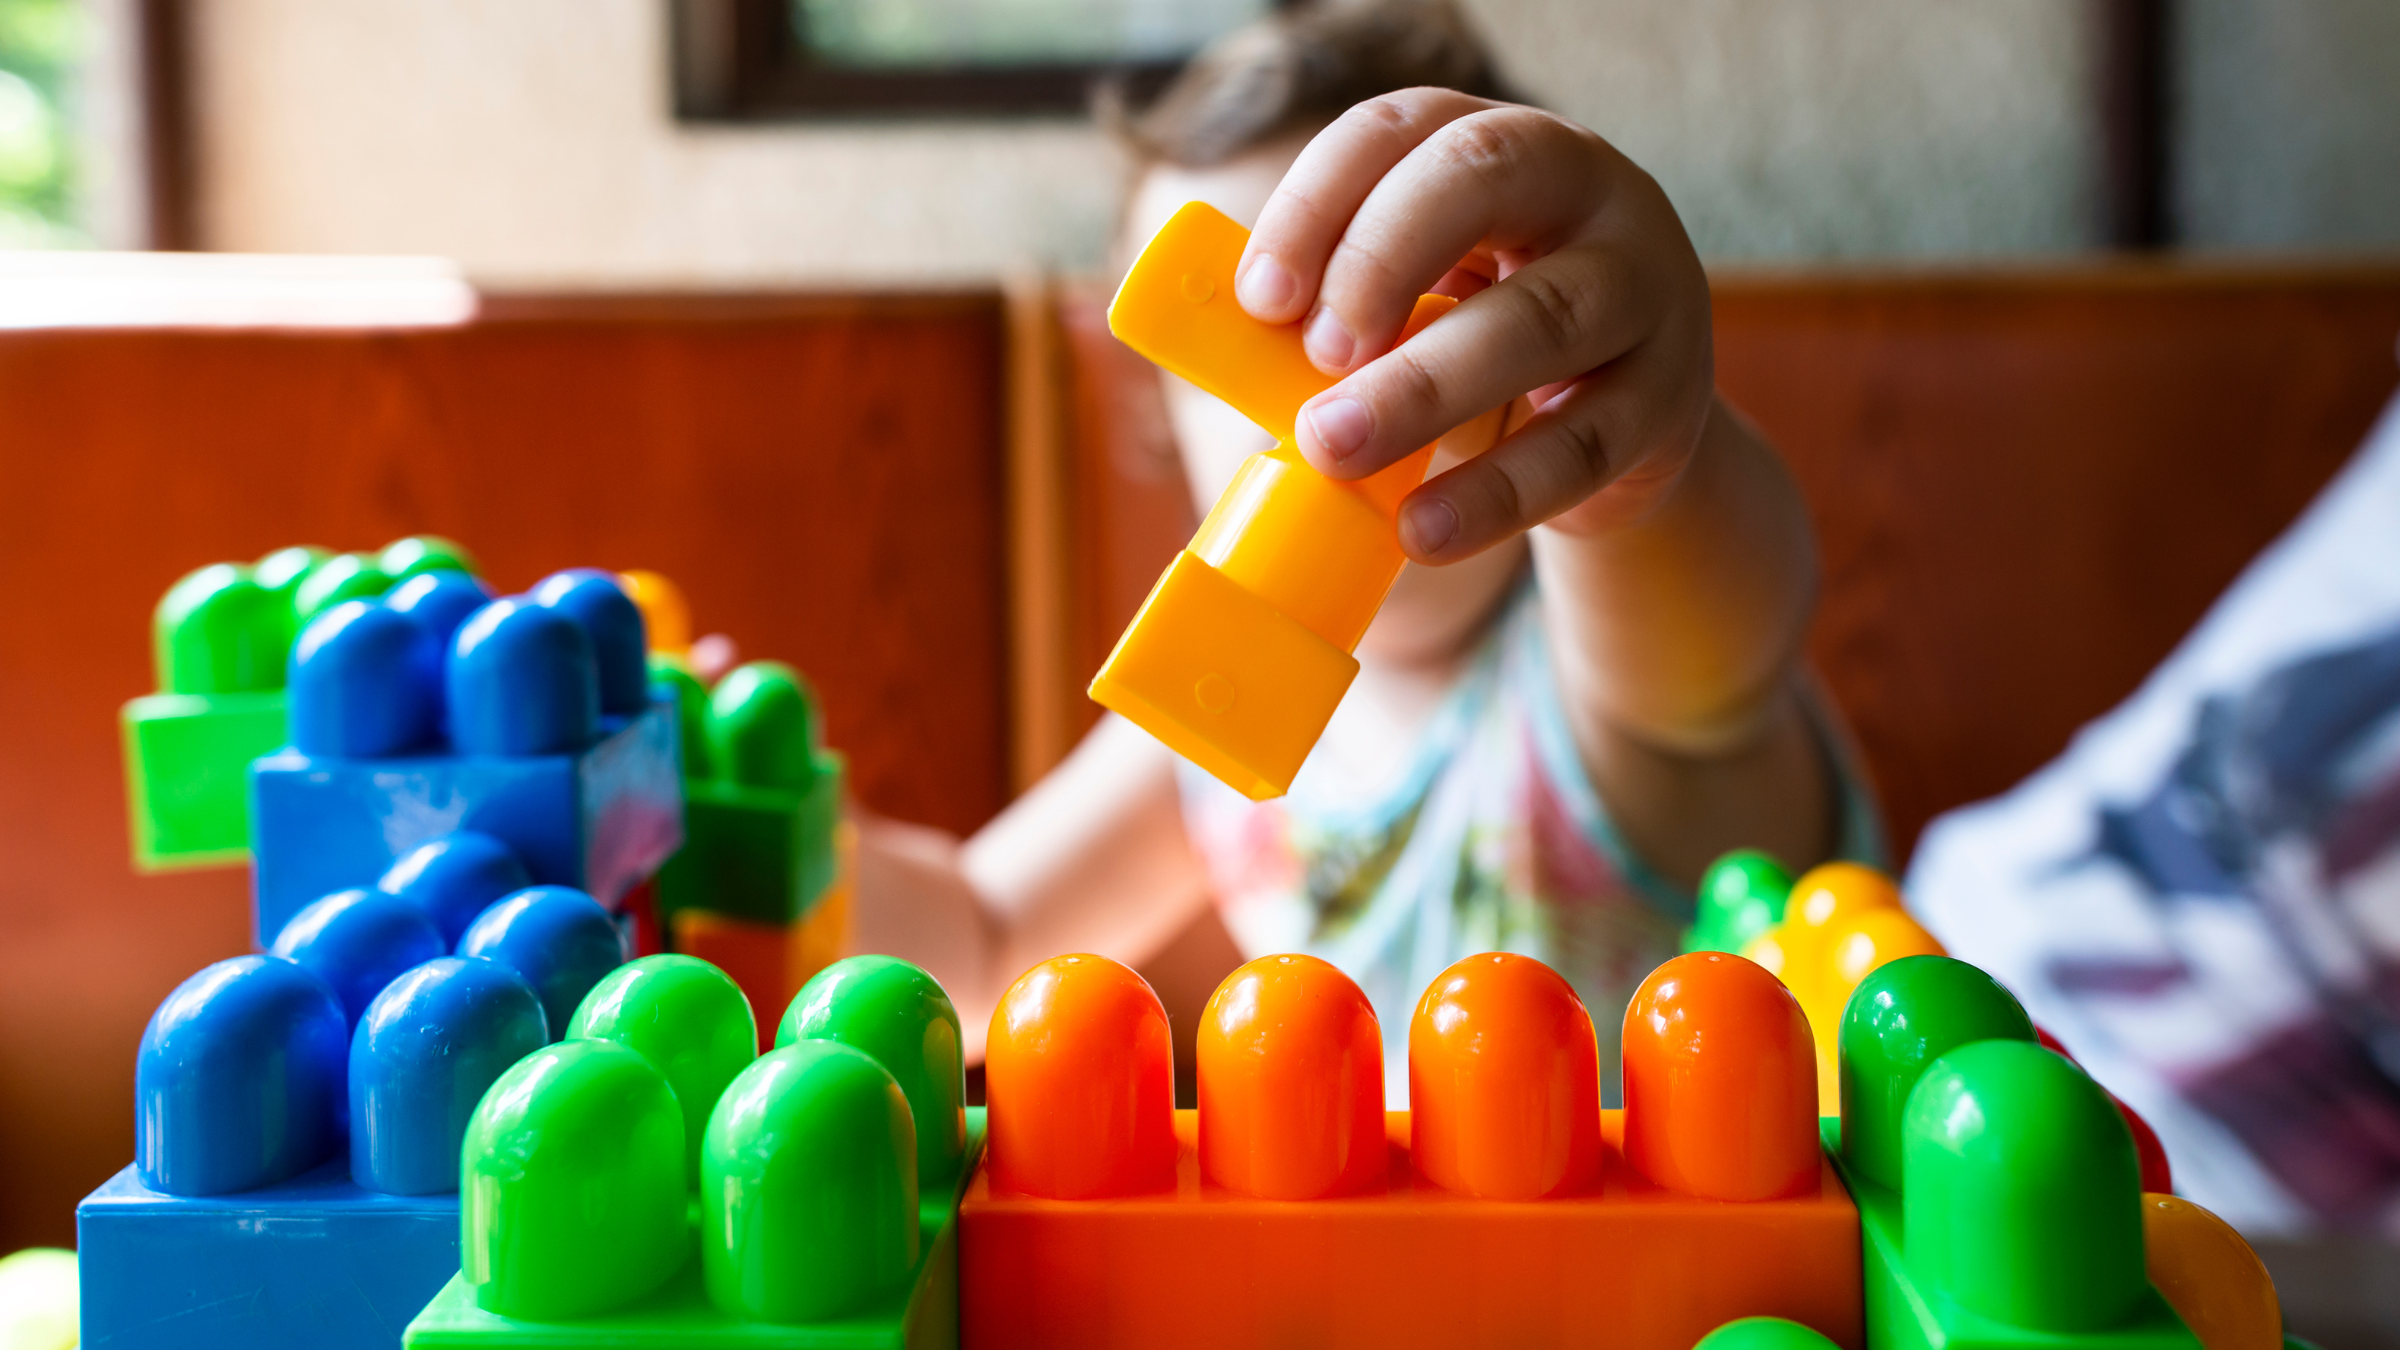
top-left (1095, 200), bottom-right (1458, 798)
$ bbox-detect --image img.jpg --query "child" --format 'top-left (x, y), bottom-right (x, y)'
top-left (854, 0), bottom-right (1879, 1093)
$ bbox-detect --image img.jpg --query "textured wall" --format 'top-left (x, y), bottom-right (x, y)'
top-left (184, 0), bottom-right (2397, 285)
top-left (2174, 0), bottom-right (2400, 253)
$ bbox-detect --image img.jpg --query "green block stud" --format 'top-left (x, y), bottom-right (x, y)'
top-left (657, 661), bottom-right (844, 927)
top-left (408, 953), bottom-right (983, 1349)
top-left (1685, 848), bottom-right (1793, 954)
top-left (1829, 959), bottom-right (2200, 1350)
top-left (703, 1043), bottom-right (918, 1323)
top-left (568, 956), bottom-right (759, 1185)
top-left (1693, 1317), bottom-right (1843, 1350)
top-left (381, 535), bottom-right (479, 582)
top-left (294, 551), bottom-right (395, 624)
top-left (779, 955), bottom-right (967, 1189)
top-left (460, 1040), bottom-right (690, 1321)
top-left (1838, 954), bottom-right (2035, 1192)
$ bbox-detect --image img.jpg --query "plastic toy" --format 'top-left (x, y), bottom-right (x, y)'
top-left (617, 569), bottom-right (691, 659)
top-left (961, 949), bottom-right (1861, 1349)
top-left (655, 661), bottom-right (846, 928)
top-left (1829, 954), bottom-right (2223, 1350)
top-left (1740, 862), bottom-right (1946, 1112)
top-left (1089, 200), bottom-right (1463, 800)
top-left (121, 538), bottom-right (477, 870)
top-left (79, 937), bottom-right (554, 1350)
top-left (404, 952), bottom-right (982, 1347)
top-left (249, 569), bottom-right (682, 946)
top-left (1685, 849), bottom-right (1796, 955)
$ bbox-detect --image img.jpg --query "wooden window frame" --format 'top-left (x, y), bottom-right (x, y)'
top-left (669, 0), bottom-right (1212, 120)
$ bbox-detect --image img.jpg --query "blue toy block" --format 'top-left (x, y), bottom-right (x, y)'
top-left (77, 1160), bottom-right (461, 1350)
top-left (82, 949), bottom-right (559, 1349)
top-left (249, 570), bottom-right (682, 947)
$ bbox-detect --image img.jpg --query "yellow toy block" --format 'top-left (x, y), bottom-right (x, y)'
top-left (1094, 200), bottom-right (1458, 799)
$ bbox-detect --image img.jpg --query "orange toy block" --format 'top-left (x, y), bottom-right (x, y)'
top-left (960, 951), bottom-right (1861, 1350)
top-left (1091, 200), bottom-right (1465, 801)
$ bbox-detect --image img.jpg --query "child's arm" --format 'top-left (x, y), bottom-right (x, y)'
top-left (850, 714), bottom-right (1211, 1058)
top-left (1233, 90), bottom-right (1832, 883)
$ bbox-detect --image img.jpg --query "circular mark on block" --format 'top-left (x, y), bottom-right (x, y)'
top-left (1194, 673), bottom-right (1236, 713)
top-left (1180, 272), bottom-right (1215, 304)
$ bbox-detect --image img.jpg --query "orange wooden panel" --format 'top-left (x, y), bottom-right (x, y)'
top-left (0, 294), bottom-right (1005, 1247)
top-left (959, 1109), bottom-right (1861, 1350)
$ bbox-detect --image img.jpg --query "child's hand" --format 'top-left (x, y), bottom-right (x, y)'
top-left (1233, 90), bottom-right (1712, 563)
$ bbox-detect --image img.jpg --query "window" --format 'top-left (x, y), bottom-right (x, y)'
top-left (0, 0), bottom-right (80, 245)
top-left (672, 0), bottom-right (1274, 119)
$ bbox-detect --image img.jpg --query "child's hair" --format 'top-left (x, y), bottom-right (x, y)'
top-left (1103, 0), bottom-right (1515, 169)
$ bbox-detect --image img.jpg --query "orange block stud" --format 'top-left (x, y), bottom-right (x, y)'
top-left (1409, 952), bottom-right (1603, 1200)
top-left (1196, 953), bottom-right (1385, 1200)
top-left (616, 568), bottom-right (692, 657)
top-left (1623, 952), bottom-right (1820, 1201)
top-left (2142, 1194), bottom-right (2282, 1350)
top-left (985, 954), bottom-right (1177, 1200)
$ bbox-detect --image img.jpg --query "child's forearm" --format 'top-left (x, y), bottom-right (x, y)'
top-left (1529, 396), bottom-right (1833, 878)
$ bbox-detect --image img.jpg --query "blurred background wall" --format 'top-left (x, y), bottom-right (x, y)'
top-left (106, 0), bottom-right (2396, 284)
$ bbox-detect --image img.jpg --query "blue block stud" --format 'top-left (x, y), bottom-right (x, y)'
top-left (456, 886), bottom-right (624, 1039)
top-left (290, 601), bottom-right (439, 758)
top-left (270, 888), bottom-right (449, 1028)
top-left (531, 569), bottom-right (651, 718)
top-left (386, 571), bottom-right (498, 668)
top-left (352, 957), bottom-right (549, 1196)
top-left (137, 955), bottom-right (347, 1197)
top-left (450, 598), bottom-right (599, 756)
top-left (378, 832), bottom-right (533, 948)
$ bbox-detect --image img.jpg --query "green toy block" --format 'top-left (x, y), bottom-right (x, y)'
top-left (122, 691), bottom-right (288, 869)
top-left (1684, 848), bottom-right (1793, 954)
top-left (656, 663), bottom-right (845, 927)
top-left (406, 954), bottom-right (978, 1349)
top-left (1827, 956), bottom-right (2201, 1350)
top-left (123, 539), bottom-right (482, 870)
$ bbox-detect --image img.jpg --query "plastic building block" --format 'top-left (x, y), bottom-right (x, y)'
top-left (960, 949), bottom-right (1861, 1350)
top-left (1747, 862), bottom-right (1947, 1112)
top-left (403, 952), bottom-right (984, 1348)
top-left (454, 885), bottom-right (628, 1039)
top-left (2033, 1026), bottom-right (2177, 1194)
top-left (656, 662), bottom-right (847, 928)
top-left (1685, 849), bottom-right (1795, 954)
top-left (0, 1247), bottom-right (79, 1350)
top-left (122, 539), bottom-right (481, 870)
top-left (1089, 200), bottom-right (1464, 801)
top-left (270, 887), bottom-right (447, 1026)
top-left (1829, 955), bottom-right (2206, 1350)
top-left (80, 948), bottom-right (543, 1349)
top-left (669, 834), bottom-right (855, 1053)
top-left (378, 832), bottom-right (536, 947)
top-left (1695, 1319), bottom-right (1845, 1350)
top-left (617, 570), bottom-right (691, 658)
top-left (2140, 1196), bottom-right (2282, 1350)
top-left (122, 563), bottom-right (292, 869)
top-left (249, 569), bottom-right (683, 946)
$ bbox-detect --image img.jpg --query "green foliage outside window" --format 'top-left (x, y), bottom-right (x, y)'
top-left (0, 0), bottom-right (82, 247)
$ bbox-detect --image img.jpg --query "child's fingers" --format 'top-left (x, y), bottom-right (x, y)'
top-left (1394, 348), bottom-right (1700, 562)
top-left (1234, 88), bottom-right (1495, 326)
top-left (1299, 110), bottom-right (1616, 377)
top-left (1295, 242), bottom-right (1660, 480)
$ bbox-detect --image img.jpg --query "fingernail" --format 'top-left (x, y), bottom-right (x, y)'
top-left (1401, 498), bottom-right (1458, 555)
top-left (1302, 396), bottom-right (1372, 463)
top-left (1303, 306), bottom-right (1355, 371)
top-left (1236, 253), bottom-right (1296, 315)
